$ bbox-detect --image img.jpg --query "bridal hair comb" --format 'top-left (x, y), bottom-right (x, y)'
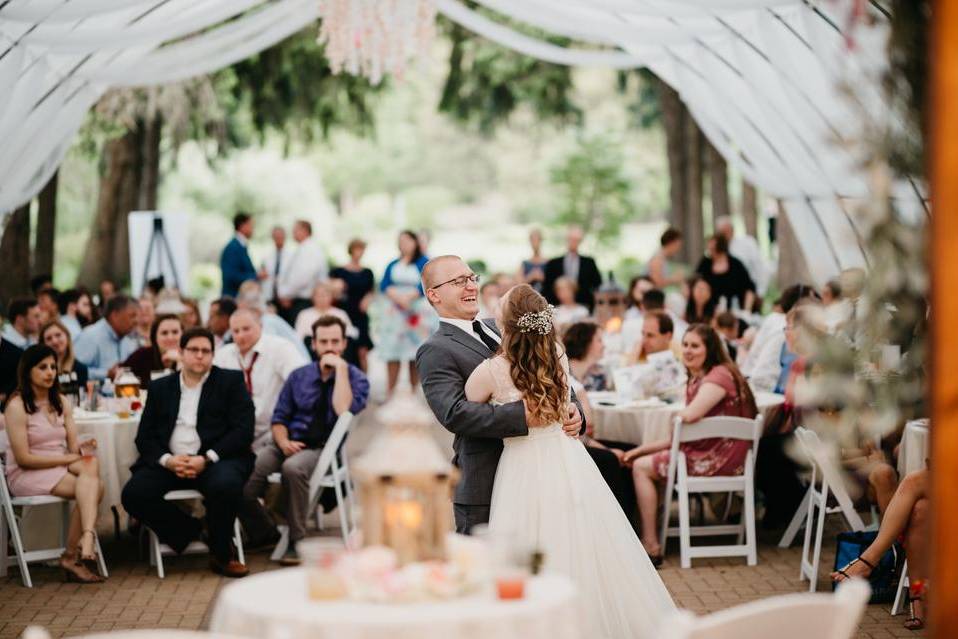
top-left (517, 305), bottom-right (555, 335)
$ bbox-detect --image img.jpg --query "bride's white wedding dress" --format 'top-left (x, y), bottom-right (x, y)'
top-left (477, 355), bottom-right (675, 639)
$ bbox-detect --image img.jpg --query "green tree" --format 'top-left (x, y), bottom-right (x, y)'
top-left (549, 134), bottom-right (634, 244)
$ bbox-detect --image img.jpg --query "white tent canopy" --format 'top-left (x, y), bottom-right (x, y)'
top-left (0, 0), bottom-right (926, 285)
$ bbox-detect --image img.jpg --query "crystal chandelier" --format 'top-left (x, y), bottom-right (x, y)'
top-left (318, 0), bottom-right (437, 85)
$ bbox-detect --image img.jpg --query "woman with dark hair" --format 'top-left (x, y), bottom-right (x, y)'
top-left (377, 230), bottom-right (432, 394)
top-left (624, 324), bottom-right (758, 562)
top-left (3, 345), bottom-right (106, 583)
top-left (121, 314), bottom-right (183, 386)
top-left (180, 298), bottom-right (202, 330)
top-left (625, 275), bottom-right (655, 321)
top-left (464, 284), bottom-right (674, 638)
top-left (646, 227), bottom-right (685, 289)
top-left (685, 275), bottom-right (717, 324)
top-left (40, 320), bottom-right (88, 399)
top-left (330, 238), bottom-right (376, 371)
top-left (695, 234), bottom-right (755, 311)
top-left (563, 321), bottom-right (609, 391)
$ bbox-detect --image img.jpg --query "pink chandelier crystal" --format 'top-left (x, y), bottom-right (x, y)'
top-left (318, 0), bottom-right (437, 85)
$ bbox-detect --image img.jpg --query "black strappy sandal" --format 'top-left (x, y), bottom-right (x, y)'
top-left (833, 555), bottom-right (876, 582)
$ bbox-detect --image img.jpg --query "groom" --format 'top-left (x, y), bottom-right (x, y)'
top-left (416, 255), bottom-right (583, 533)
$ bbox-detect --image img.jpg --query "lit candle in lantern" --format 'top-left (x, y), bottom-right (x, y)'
top-left (605, 316), bottom-right (623, 334)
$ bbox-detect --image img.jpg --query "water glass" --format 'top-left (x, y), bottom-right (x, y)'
top-left (299, 538), bottom-right (347, 600)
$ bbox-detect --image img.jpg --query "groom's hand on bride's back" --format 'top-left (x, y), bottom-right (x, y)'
top-left (561, 404), bottom-right (582, 438)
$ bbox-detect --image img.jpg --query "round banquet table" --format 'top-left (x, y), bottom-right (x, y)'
top-left (209, 568), bottom-right (582, 639)
top-left (590, 390), bottom-right (785, 445)
top-left (897, 419), bottom-right (929, 476)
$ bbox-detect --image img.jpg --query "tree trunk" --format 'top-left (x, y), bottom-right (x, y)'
top-left (34, 169), bottom-right (58, 278)
top-left (78, 128), bottom-right (141, 289)
top-left (657, 79), bottom-right (688, 259)
top-left (684, 119), bottom-right (705, 263)
top-left (707, 141), bottom-right (729, 229)
top-left (138, 113), bottom-right (162, 211)
top-left (741, 179), bottom-right (759, 238)
top-left (775, 201), bottom-right (813, 289)
top-left (0, 205), bottom-right (33, 301)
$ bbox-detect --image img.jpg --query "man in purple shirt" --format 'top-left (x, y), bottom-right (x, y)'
top-left (240, 315), bottom-right (369, 564)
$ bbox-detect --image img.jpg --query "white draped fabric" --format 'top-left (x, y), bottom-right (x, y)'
top-left (0, 0), bottom-right (925, 283)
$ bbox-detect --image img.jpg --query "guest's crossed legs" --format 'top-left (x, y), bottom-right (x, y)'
top-left (242, 443), bottom-right (321, 544)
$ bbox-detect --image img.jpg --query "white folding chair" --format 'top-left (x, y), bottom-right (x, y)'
top-left (266, 413), bottom-right (357, 560)
top-left (0, 436), bottom-right (108, 587)
top-left (790, 427), bottom-right (867, 592)
top-left (146, 490), bottom-right (245, 578)
top-left (660, 415), bottom-right (763, 568)
top-left (891, 559), bottom-right (910, 616)
top-left (658, 578), bottom-right (870, 639)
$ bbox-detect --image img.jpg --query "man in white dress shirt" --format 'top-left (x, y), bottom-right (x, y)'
top-left (213, 309), bottom-right (308, 450)
top-left (715, 216), bottom-right (769, 296)
top-left (262, 225), bottom-right (292, 308)
top-left (1, 298), bottom-right (41, 348)
top-left (277, 220), bottom-right (328, 325)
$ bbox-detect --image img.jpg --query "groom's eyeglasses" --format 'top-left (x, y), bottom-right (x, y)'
top-left (431, 274), bottom-right (480, 290)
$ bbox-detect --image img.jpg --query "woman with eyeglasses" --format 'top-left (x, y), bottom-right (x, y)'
top-left (377, 230), bottom-right (434, 394)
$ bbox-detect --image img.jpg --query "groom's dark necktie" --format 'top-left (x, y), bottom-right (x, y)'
top-left (472, 320), bottom-right (499, 353)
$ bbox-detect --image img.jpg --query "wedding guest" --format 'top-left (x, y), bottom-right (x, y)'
top-left (241, 316), bottom-right (369, 564)
top-left (40, 320), bottom-right (88, 397)
top-left (58, 289), bottom-right (93, 339)
top-left (208, 297), bottom-right (237, 348)
top-left (417, 229), bottom-right (432, 258)
top-left (236, 280), bottom-right (310, 359)
top-left (277, 219), bottom-right (328, 325)
top-left (30, 274), bottom-right (53, 296)
top-left (262, 225), bottom-right (291, 307)
top-left (715, 216), bottom-right (768, 296)
top-left (293, 281), bottom-right (353, 342)
top-left (75, 295), bottom-right (140, 381)
top-left (36, 288), bottom-right (61, 324)
top-left (684, 275), bottom-right (717, 324)
top-left (713, 311), bottom-right (741, 361)
top-left (642, 289), bottom-right (687, 344)
top-left (543, 225), bottom-right (602, 311)
top-left (624, 324), bottom-right (758, 563)
top-left (629, 311), bottom-right (679, 364)
top-left (695, 234), bottom-right (755, 312)
top-left (121, 314), bottom-right (184, 386)
top-left (646, 228), bottom-right (685, 289)
top-left (97, 279), bottom-right (116, 313)
top-left (478, 281), bottom-right (501, 320)
top-left (0, 335), bottom-right (22, 407)
top-left (220, 212), bottom-right (260, 298)
top-left (121, 328), bottom-right (254, 578)
top-left (563, 321), bottom-right (609, 391)
top-left (553, 277), bottom-right (590, 329)
top-left (134, 295), bottom-right (155, 348)
top-left (2, 298), bottom-right (41, 348)
top-left (179, 298), bottom-right (202, 331)
top-left (330, 238), bottom-right (375, 371)
top-left (832, 469), bottom-right (930, 630)
top-left (520, 228), bottom-right (547, 293)
top-left (379, 230), bottom-right (431, 395)
top-left (4, 345), bottom-right (106, 583)
top-left (625, 276), bottom-right (655, 322)
top-left (822, 279), bottom-right (842, 306)
top-left (214, 309), bottom-right (307, 451)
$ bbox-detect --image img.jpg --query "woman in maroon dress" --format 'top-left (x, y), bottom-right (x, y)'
top-left (623, 324), bottom-right (757, 563)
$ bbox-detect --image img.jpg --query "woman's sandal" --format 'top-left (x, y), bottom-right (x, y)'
top-left (77, 529), bottom-right (104, 578)
top-left (832, 555), bottom-right (876, 582)
top-left (905, 579), bottom-right (927, 631)
top-left (60, 552), bottom-right (102, 584)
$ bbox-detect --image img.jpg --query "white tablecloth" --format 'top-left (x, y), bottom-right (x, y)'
top-left (591, 391), bottom-right (784, 445)
top-left (209, 569), bottom-right (581, 639)
top-left (897, 419), bottom-right (929, 476)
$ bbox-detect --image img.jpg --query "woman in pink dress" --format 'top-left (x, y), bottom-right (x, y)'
top-left (4, 345), bottom-right (106, 583)
top-left (624, 324), bottom-right (758, 563)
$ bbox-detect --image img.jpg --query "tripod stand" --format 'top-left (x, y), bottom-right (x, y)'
top-left (141, 214), bottom-right (182, 292)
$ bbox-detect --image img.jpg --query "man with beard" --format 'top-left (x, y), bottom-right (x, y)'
top-left (240, 316), bottom-right (369, 565)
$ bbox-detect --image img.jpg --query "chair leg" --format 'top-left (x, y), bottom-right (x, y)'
top-left (270, 526), bottom-right (290, 562)
top-left (779, 488), bottom-right (811, 548)
top-left (3, 502), bottom-right (33, 587)
top-left (333, 478), bottom-right (350, 544)
top-left (809, 485), bottom-right (830, 593)
top-left (346, 480), bottom-right (359, 536)
top-left (744, 468), bottom-right (758, 566)
top-left (233, 519), bottom-right (245, 565)
top-left (0, 503), bottom-right (8, 578)
top-left (149, 529), bottom-right (165, 579)
top-left (677, 466), bottom-right (692, 569)
top-left (94, 534), bottom-right (109, 578)
top-left (891, 561), bottom-right (909, 616)
top-left (800, 485), bottom-right (818, 581)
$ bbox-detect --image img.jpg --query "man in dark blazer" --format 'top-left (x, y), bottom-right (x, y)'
top-left (542, 225), bottom-right (602, 311)
top-left (122, 328), bottom-right (255, 577)
top-left (415, 256), bottom-right (584, 534)
top-left (220, 212), bottom-right (260, 298)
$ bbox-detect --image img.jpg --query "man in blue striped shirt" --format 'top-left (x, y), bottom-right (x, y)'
top-left (75, 295), bottom-right (140, 380)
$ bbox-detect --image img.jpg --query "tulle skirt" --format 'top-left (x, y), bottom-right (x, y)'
top-left (490, 425), bottom-right (675, 639)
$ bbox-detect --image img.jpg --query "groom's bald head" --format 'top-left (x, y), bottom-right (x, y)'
top-left (422, 255), bottom-right (480, 320)
top-left (421, 255), bottom-right (463, 291)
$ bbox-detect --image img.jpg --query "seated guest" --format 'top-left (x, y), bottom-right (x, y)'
top-left (180, 298), bottom-right (202, 330)
top-left (58, 289), bottom-right (93, 339)
top-left (75, 295), bottom-right (140, 380)
top-left (713, 311), bottom-right (741, 361)
top-left (208, 297), bottom-right (237, 348)
top-left (553, 277), bottom-right (590, 329)
top-left (40, 320), bottom-right (89, 398)
top-left (134, 295), bottom-right (155, 347)
top-left (624, 324), bottom-right (758, 563)
top-left (293, 281), bottom-right (354, 341)
top-left (241, 316), bottom-right (369, 565)
top-left (2, 298), bottom-right (41, 348)
top-left (641, 288), bottom-right (687, 349)
top-left (121, 328), bottom-right (254, 578)
top-left (121, 314), bottom-right (184, 386)
top-left (629, 311), bottom-right (679, 364)
top-left (563, 321), bottom-right (610, 391)
top-left (30, 274), bottom-right (53, 296)
top-left (97, 279), bottom-right (116, 313)
top-left (478, 280), bottom-right (501, 320)
top-left (684, 275), bottom-right (716, 325)
top-left (832, 469), bottom-right (930, 630)
top-left (214, 309), bottom-right (308, 451)
top-left (0, 335), bottom-right (22, 407)
top-left (624, 276), bottom-right (655, 322)
top-left (4, 345), bottom-right (106, 583)
top-left (36, 288), bottom-right (61, 324)
top-left (237, 280), bottom-right (310, 359)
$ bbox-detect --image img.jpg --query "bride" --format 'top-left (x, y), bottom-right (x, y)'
top-left (465, 284), bottom-right (675, 639)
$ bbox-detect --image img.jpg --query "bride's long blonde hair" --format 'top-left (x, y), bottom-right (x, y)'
top-left (499, 284), bottom-right (567, 425)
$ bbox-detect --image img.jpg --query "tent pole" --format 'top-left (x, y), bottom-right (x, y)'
top-left (930, 1), bottom-right (958, 636)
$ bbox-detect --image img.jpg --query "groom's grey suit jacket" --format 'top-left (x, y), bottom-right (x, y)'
top-left (416, 318), bottom-right (582, 507)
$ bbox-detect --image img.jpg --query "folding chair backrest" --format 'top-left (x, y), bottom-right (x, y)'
top-left (308, 412), bottom-right (354, 500)
top-left (793, 427), bottom-right (866, 531)
top-left (675, 415), bottom-right (763, 445)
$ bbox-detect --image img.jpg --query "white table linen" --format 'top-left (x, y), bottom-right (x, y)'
top-left (209, 568), bottom-right (581, 639)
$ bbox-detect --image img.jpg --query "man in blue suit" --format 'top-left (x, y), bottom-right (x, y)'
top-left (220, 213), bottom-right (261, 298)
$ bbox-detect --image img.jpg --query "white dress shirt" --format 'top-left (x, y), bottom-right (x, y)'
top-left (159, 372), bottom-right (217, 468)
top-left (1, 325), bottom-right (32, 349)
top-left (277, 238), bottom-right (328, 300)
top-left (213, 333), bottom-right (308, 444)
top-left (741, 312), bottom-right (787, 392)
top-left (440, 316), bottom-right (502, 347)
top-left (262, 245), bottom-right (294, 301)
